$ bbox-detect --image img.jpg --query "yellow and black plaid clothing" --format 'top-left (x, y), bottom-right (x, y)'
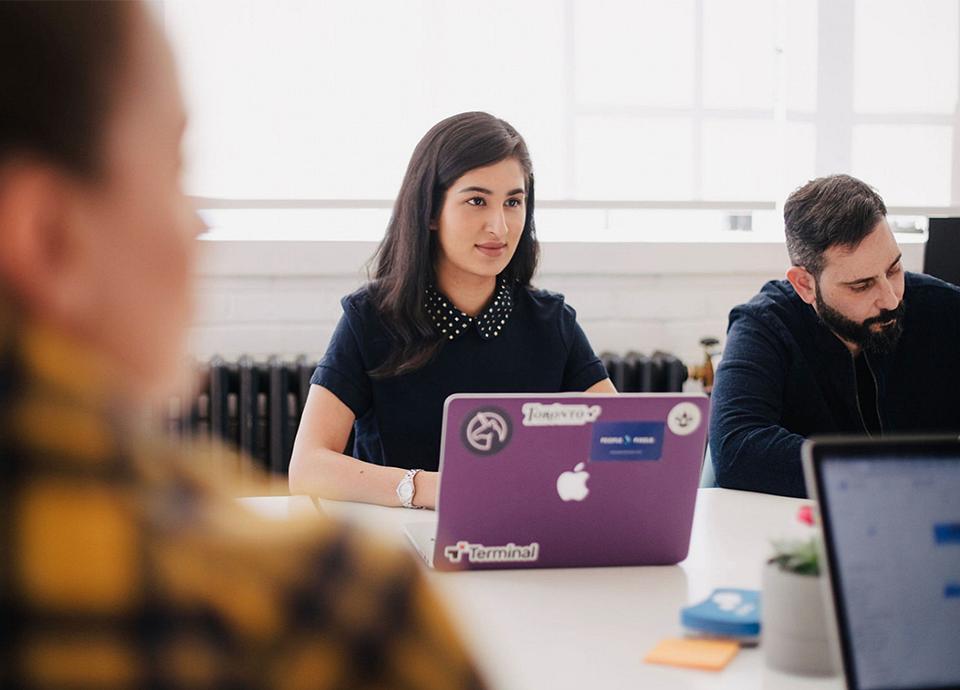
top-left (0, 301), bottom-right (485, 690)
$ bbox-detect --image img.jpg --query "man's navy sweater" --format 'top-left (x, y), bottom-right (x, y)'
top-left (710, 272), bottom-right (960, 497)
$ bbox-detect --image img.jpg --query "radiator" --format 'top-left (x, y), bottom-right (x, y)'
top-left (598, 351), bottom-right (688, 393)
top-left (166, 352), bottom-right (686, 475)
top-left (164, 355), bottom-right (314, 477)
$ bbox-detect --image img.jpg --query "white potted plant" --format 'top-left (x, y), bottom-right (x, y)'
top-left (761, 505), bottom-right (839, 676)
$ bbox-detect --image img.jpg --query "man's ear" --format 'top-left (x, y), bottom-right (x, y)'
top-left (786, 265), bottom-right (817, 306)
top-left (0, 162), bottom-right (81, 317)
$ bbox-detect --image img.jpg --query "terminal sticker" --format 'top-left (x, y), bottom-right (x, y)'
top-left (443, 540), bottom-right (540, 564)
top-left (590, 421), bottom-right (664, 461)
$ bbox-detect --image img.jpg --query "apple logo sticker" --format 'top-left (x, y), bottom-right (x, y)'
top-left (556, 462), bottom-right (590, 502)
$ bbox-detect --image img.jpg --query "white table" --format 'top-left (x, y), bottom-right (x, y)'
top-left (241, 489), bottom-right (843, 690)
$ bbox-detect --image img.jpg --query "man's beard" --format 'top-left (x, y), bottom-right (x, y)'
top-left (814, 288), bottom-right (906, 355)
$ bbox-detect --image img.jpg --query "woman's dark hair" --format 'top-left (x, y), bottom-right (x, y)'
top-left (369, 111), bottom-right (539, 377)
top-left (783, 174), bottom-right (887, 277)
top-left (0, 1), bottom-right (132, 177)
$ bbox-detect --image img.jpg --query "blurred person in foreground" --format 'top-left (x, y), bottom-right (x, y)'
top-left (0, 2), bottom-right (484, 688)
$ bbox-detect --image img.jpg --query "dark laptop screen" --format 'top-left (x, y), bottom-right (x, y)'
top-left (817, 451), bottom-right (960, 690)
top-left (924, 217), bottom-right (960, 288)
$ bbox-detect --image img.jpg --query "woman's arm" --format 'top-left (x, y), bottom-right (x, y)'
top-left (586, 378), bottom-right (617, 393)
top-left (288, 384), bottom-right (439, 508)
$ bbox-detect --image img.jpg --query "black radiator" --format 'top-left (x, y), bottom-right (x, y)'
top-left (598, 351), bottom-right (688, 393)
top-left (167, 352), bottom-right (686, 475)
top-left (165, 355), bottom-right (315, 477)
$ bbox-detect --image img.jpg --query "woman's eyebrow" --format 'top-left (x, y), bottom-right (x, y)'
top-left (456, 186), bottom-right (526, 196)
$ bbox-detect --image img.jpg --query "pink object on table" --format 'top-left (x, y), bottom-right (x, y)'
top-left (797, 505), bottom-right (815, 526)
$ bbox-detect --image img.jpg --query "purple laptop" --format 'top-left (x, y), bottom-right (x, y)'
top-left (404, 392), bottom-right (709, 571)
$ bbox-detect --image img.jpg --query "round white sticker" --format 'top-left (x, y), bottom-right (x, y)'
top-left (463, 409), bottom-right (511, 454)
top-left (667, 402), bottom-right (702, 436)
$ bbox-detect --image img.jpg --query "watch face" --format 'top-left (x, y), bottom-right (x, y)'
top-left (399, 482), bottom-right (414, 501)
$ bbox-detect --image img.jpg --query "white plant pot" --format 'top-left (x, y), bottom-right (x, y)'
top-left (762, 562), bottom-right (840, 676)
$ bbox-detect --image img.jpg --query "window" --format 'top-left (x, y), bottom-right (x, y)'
top-left (851, 0), bottom-right (958, 207)
top-left (162, 0), bottom-right (959, 240)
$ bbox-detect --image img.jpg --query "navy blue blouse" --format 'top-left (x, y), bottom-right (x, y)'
top-left (311, 282), bottom-right (607, 471)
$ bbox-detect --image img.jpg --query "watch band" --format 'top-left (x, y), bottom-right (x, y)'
top-left (397, 468), bottom-right (423, 508)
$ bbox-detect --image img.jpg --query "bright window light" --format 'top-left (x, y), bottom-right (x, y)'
top-left (162, 0), bottom-right (959, 240)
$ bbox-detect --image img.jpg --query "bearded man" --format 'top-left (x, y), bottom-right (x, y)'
top-left (710, 174), bottom-right (960, 497)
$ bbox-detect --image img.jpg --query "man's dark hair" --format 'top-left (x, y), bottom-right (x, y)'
top-left (783, 174), bottom-right (887, 276)
top-left (0, 1), bottom-right (132, 177)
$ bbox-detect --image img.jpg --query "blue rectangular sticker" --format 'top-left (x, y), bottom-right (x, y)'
top-left (945, 583), bottom-right (960, 599)
top-left (934, 523), bottom-right (960, 545)
top-left (590, 422), bottom-right (664, 461)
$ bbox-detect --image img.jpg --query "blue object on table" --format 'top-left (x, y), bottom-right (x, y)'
top-left (681, 588), bottom-right (761, 641)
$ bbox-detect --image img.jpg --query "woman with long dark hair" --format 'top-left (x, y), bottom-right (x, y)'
top-left (289, 112), bottom-right (614, 508)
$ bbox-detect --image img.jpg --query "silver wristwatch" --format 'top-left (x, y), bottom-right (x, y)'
top-left (396, 468), bottom-right (423, 508)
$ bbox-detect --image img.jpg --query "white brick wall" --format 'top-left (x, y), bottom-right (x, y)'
top-left (190, 238), bottom-right (926, 368)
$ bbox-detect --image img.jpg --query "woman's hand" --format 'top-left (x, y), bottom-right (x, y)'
top-left (414, 470), bottom-right (440, 510)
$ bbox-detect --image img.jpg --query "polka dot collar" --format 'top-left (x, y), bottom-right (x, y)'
top-left (425, 277), bottom-right (514, 341)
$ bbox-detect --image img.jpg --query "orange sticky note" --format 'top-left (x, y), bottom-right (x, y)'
top-left (644, 637), bottom-right (740, 671)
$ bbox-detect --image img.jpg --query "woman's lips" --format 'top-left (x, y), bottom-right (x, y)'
top-left (476, 243), bottom-right (507, 257)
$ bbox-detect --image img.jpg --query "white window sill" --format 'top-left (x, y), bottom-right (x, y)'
top-left (197, 233), bottom-right (926, 278)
